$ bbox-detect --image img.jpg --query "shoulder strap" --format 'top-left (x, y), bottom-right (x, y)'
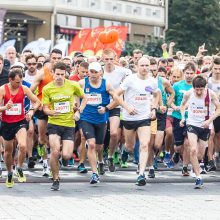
top-left (205, 89), bottom-right (210, 120)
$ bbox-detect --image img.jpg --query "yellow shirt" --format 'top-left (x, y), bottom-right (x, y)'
top-left (42, 79), bottom-right (84, 127)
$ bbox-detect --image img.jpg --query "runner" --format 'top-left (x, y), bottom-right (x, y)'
top-left (31, 48), bottom-right (62, 176)
top-left (116, 57), bottom-right (159, 186)
top-left (79, 61), bottom-right (132, 184)
top-left (102, 48), bottom-right (131, 172)
top-left (171, 62), bottom-right (196, 176)
top-left (42, 62), bottom-right (87, 191)
top-left (0, 68), bottom-right (40, 188)
top-left (180, 75), bottom-right (220, 188)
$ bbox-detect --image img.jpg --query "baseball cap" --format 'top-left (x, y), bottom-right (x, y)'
top-left (10, 62), bottom-right (25, 70)
top-left (74, 51), bottom-right (84, 58)
top-left (89, 62), bottom-right (102, 72)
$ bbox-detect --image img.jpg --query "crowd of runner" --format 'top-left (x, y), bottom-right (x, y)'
top-left (0, 41), bottom-right (220, 191)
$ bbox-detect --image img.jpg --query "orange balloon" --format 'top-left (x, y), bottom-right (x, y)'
top-left (107, 30), bottom-right (119, 43)
top-left (98, 32), bottom-right (108, 44)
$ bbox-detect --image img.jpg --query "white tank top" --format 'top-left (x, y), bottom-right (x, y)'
top-left (208, 77), bottom-right (220, 100)
top-left (187, 89), bottom-right (213, 128)
top-left (24, 70), bottom-right (39, 85)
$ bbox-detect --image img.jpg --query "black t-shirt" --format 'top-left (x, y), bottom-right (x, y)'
top-left (0, 68), bottom-right (9, 86)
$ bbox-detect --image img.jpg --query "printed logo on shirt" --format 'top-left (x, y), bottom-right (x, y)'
top-left (145, 86), bottom-right (153, 94)
top-left (86, 88), bottom-right (90, 93)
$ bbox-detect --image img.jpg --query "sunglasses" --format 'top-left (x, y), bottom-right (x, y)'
top-left (27, 62), bottom-right (37, 66)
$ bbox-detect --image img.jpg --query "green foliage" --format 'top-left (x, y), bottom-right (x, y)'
top-left (166, 0), bottom-right (220, 55)
top-left (123, 37), bottom-right (163, 57)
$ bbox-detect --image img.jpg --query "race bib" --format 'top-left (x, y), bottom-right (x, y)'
top-left (167, 107), bottom-right (173, 116)
top-left (54, 101), bottom-right (70, 113)
top-left (134, 94), bottom-right (148, 104)
top-left (86, 93), bottom-right (102, 105)
top-left (6, 103), bottom-right (22, 115)
top-left (191, 106), bottom-right (207, 117)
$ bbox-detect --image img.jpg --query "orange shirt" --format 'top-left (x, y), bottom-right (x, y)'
top-left (37, 67), bottom-right (53, 101)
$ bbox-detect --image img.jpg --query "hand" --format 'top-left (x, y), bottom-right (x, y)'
top-left (127, 107), bottom-right (138, 115)
top-left (198, 43), bottom-right (207, 53)
top-left (25, 110), bottom-right (33, 122)
top-left (74, 111), bottom-right (80, 121)
top-left (159, 106), bottom-right (167, 113)
top-left (161, 43), bottom-right (167, 50)
top-left (202, 120), bottom-right (210, 129)
top-left (179, 119), bottom-right (185, 127)
top-left (5, 99), bottom-right (13, 110)
top-left (174, 106), bottom-right (180, 111)
top-left (51, 110), bottom-right (61, 116)
top-left (169, 42), bottom-right (175, 48)
top-left (97, 106), bottom-right (106, 114)
top-left (150, 109), bottom-right (156, 120)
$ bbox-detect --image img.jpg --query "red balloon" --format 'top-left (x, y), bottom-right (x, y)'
top-left (98, 32), bottom-right (108, 44)
top-left (107, 30), bottom-right (119, 43)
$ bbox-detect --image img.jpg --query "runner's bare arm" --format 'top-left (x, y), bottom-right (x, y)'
top-left (0, 86), bottom-right (11, 112)
top-left (78, 93), bottom-right (87, 113)
top-left (30, 69), bottom-right (44, 92)
top-left (108, 82), bottom-right (137, 115)
top-left (164, 79), bottom-right (175, 106)
top-left (180, 91), bottom-right (190, 121)
top-left (209, 91), bottom-right (220, 122)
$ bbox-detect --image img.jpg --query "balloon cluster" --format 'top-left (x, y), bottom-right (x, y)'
top-left (98, 30), bottom-right (119, 44)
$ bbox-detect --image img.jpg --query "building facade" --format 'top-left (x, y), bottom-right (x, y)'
top-left (0, 0), bottom-right (168, 52)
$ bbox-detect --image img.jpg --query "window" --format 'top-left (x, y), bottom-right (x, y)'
top-left (81, 17), bottom-right (99, 28)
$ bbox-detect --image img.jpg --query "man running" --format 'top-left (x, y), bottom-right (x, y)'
top-left (180, 75), bottom-right (220, 188)
top-left (0, 68), bottom-right (40, 188)
top-left (42, 62), bottom-right (87, 191)
top-left (116, 57), bottom-right (159, 186)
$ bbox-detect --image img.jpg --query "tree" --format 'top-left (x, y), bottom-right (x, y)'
top-left (166, 0), bottom-right (220, 55)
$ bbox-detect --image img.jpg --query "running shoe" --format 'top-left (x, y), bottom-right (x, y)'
top-left (37, 144), bottom-right (46, 157)
top-left (78, 163), bottom-right (88, 174)
top-left (173, 152), bottom-right (180, 164)
top-left (0, 168), bottom-right (2, 178)
top-left (28, 157), bottom-right (35, 169)
top-left (97, 163), bottom-right (105, 175)
top-left (182, 166), bottom-right (189, 176)
top-left (121, 149), bottom-right (129, 164)
top-left (43, 165), bottom-right (50, 177)
top-left (51, 179), bottom-right (60, 191)
top-left (62, 158), bottom-right (68, 167)
top-left (194, 178), bottom-right (203, 189)
top-left (148, 169), bottom-right (155, 178)
top-left (108, 158), bottom-right (115, 172)
top-left (167, 160), bottom-right (174, 169)
top-left (68, 158), bottom-right (74, 167)
top-left (17, 168), bottom-right (26, 182)
top-left (163, 152), bottom-right (170, 165)
top-left (153, 157), bottom-right (158, 170)
top-left (206, 160), bottom-right (216, 172)
top-left (113, 152), bottom-right (120, 164)
top-left (121, 161), bottom-right (128, 168)
top-left (90, 173), bottom-right (100, 184)
top-left (6, 172), bottom-right (14, 188)
top-left (200, 163), bottom-right (207, 174)
top-left (135, 174), bottom-right (146, 186)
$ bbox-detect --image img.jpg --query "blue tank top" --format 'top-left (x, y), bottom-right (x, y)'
top-left (80, 77), bottom-right (110, 124)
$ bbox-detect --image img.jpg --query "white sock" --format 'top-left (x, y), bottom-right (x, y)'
top-left (196, 175), bottom-right (202, 179)
top-left (149, 166), bottom-right (154, 169)
top-left (43, 159), bottom-right (48, 167)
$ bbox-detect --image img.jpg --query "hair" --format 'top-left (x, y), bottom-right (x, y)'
top-left (8, 68), bottom-right (23, 80)
top-left (167, 58), bottom-right (174, 63)
top-left (102, 48), bottom-right (116, 56)
top-left (22, 49), bottom-right (32, 54)
top-left (53, 62), bottom-right (67, 72)
top-left (192, 75), bottom-right (207, 88)
top-left (37, 54), bottom-right (46, 60)
top-left (79, 61), bottom-right (89, 69)
top-left (158, 66), bottom-right (167, 74)
top-left (170, 67), bottom-right (183, 76)
top-left (183, 62), bottom-right (196, 73)
top-left (158, 58), bottom-right (167, 64)
top-left (133, 49), bottom-right (143, 56)
top-left (213, 57), bottom-right (220, 65)
top-left (25, 54), bottom-right (37, 63)
top-left (50, 48), bottom-right (62, 56)
top-left (0, 54), bottom-right (3, 62)
top-left (150, 58), bottom-right (157, 65)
